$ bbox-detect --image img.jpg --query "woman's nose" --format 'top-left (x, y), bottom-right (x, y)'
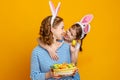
top-left (62, 29), bottom-right (66, 36)
top-left (66, 30), bottom-right (69, 33)
top-left (63, 29), bottom-right (65, 33)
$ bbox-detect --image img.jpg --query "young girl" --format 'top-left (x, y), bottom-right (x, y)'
top-left (38, 14), bottom-right (94, 64)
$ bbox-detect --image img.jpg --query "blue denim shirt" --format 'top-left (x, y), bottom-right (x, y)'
top-left (30, 43), bottom-right (80, 80)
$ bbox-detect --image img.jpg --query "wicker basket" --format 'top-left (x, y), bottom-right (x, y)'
top-left (51, 67), bottom-right (77, 76)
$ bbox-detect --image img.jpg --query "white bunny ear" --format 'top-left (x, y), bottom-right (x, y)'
top-left (80, 14), bottom-right (94, 24)
top-left (79, 24), bottom-right (91, 39)
top-left (54, 2), bottom-right (61, 17)
top-left (49, 0), bottom-right (61, 26)
top-left (49, 1), bottom-right (55, 16)
top-left (77, 14), bottom-right (93, 39)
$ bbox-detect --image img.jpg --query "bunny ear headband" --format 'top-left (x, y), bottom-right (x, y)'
top-left (76, 14), bottom-right (94, 39)
top-left (49, 0), bottom-right (61, 26)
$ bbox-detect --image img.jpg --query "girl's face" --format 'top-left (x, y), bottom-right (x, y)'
top-left (64, 27), bottom-right (77, 42)
top-left (52, 21), bottom-right (65, 40)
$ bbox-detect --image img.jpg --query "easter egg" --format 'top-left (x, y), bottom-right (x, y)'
top-left (72, 40), bottom-right (77, 46)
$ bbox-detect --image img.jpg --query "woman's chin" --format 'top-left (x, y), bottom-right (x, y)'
top-left (57, 37), bottom-right (63, 41)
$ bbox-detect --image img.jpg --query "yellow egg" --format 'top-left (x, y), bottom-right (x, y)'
top-left (72, 40), bottom-right (77, 46)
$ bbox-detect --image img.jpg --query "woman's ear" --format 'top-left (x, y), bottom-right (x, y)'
top-left (51, 27), bottom-right (54, 33)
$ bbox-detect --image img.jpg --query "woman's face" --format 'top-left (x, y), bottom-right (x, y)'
top-left (52, 21), bottom-right (65, 40)
top-left (64, 27), bottom-right (77, 42)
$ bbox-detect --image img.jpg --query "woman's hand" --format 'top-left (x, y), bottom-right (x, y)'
top-left (64, 68), bottom-right (78, 77)
top-left (46, 70), bottom-right (61, 79)
top-left (71, 68), bottom-right (78, 76)
top-left (49, 70), bottom-right (62, 79)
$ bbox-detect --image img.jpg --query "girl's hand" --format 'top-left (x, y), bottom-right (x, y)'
top-left (62, 68), bottom-right (78, 77)
top-left (48, 41), bottom-right (64, 61)
top-left (48, 48), bottom-right (59, 61)
top-left (70, 45), bottom-right (76, 54)
top-left (49, 51), bottom-right (59, 61)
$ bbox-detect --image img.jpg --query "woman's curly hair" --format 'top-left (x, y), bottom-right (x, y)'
top-left (39, 16), bottom-right (63, 45)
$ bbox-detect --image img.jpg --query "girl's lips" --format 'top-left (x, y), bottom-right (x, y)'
top-left (64, 34), bottom-right (70, 40)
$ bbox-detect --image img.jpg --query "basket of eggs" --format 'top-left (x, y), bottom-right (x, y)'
top-left (50, 63), bottom-right (78, 76)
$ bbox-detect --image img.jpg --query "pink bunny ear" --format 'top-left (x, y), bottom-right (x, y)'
top-left (83, 24), bottom-right (90, 33)
top-left (81, 14), bottom-right (94, 24)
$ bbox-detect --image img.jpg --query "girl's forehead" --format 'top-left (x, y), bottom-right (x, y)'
top-left (70, 27), bottom-right (76, 32)
top-left (69, 28), bottom-right (76, 35)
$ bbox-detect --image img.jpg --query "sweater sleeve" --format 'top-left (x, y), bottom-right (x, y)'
top-left (30, 49), bottom-right (46, 80)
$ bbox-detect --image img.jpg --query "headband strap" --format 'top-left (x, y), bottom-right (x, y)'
top-left (76, 14), bottom-right (93, 39)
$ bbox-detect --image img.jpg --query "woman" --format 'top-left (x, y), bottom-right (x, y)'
top-left (30, 16), bottom-right (80, 80)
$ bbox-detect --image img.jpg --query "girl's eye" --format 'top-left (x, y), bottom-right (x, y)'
top-left (69, 29), bottom-right (73, 36)
top-left (71, 32), bottom-right (73, 36)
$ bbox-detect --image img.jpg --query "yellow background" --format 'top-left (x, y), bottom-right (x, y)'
top-left (0, 0), bottom-right (120, 80)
